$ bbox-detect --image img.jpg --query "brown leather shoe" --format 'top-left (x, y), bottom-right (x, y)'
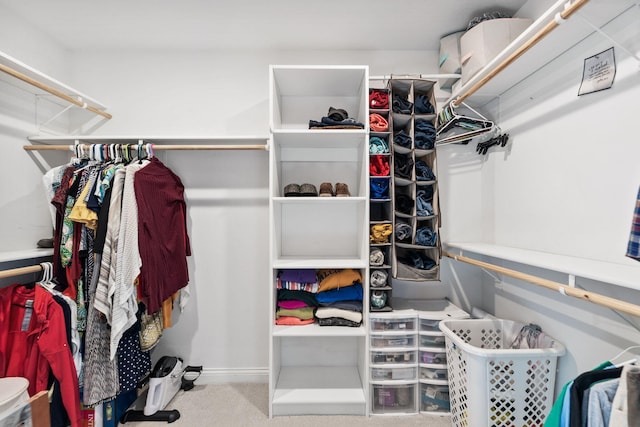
top-left (335, 183), bottom-right (351, 197)
top-left (319, 182), bottom-right (334, 197)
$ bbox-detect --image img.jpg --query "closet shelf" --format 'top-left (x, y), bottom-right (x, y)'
top-left (0, 249), bottom-right (53, 264)
top-left (273, 324), bottom-right (366, 337)
top-left (446, 242), bottom-right (640, 291)
top-left (446, 0), bottom-right (636, 108)
top-left (272, 366), bottom-right (366, 416)
top-left (273, 257), bottom-right (367, 270)
top-left (0, 51), bottom-right (111, 119)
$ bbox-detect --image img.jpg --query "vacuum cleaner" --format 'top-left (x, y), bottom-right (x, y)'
top-left (120, 356), bottom-right (202, 424)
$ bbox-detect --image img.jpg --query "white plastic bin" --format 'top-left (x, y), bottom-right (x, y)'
top-left (440, 319), bottom-right (565, 427)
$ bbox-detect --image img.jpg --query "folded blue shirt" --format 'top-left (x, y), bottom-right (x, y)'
top-left (316, 283), bottom-right (363, 304)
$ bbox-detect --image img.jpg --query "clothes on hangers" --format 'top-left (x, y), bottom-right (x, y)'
top-left (627, 185), bottom-right (640, 262)
top-left (39, 144), bottom-right (192, 407)
top-left (0, 284), bottom-right (82, 427)
top-left (545, 357), bottom-right (640, 427)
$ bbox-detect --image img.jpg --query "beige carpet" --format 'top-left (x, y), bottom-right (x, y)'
top-left (120, 383), bottom-right (452, 426)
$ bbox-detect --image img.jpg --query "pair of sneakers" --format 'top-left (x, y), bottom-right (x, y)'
top-left (319, 182), bottom-right (350, 197)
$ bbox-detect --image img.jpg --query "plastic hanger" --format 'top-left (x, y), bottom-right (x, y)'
top-left (610, 345), bottom-right (640, 365)
top-left (37, 262), bottom-right (56, 292)
top-left (436, 101), bottom-right (496, 146)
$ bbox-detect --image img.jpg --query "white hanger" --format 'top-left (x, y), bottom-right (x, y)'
top-left (37, 262), bottom-right (56, 292)
top-left (610, 345), bottom-right (640, 365)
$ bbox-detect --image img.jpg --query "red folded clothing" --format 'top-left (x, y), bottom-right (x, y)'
top-left (370, 155), bottom-right (390, 176)
top-left (369, 90), bottom-right (389, 109)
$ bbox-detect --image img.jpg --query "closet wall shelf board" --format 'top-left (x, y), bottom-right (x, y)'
top-left (0, 51), bottom-right (111, 119)
top-left (446, 242), bottom-right (640, 291)
top-left (0, 249), bottom-right (53, 264)
top-left (273, 258), bottom-right (367, 270)
top-left (273, 324), bottom-right (366, 337)
top-left (445, 0), bottom-right (635, 109)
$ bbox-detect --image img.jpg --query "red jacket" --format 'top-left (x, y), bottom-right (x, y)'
top-left (0, 284), bottom-right (81, 427)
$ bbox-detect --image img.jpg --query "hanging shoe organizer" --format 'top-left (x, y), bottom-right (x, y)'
top-left (387, 78), bottom-right (441, 283)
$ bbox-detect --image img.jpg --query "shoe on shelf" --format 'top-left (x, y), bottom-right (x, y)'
top-left (284, 183), bottom-right (301, 197)
top-left (299, 183), bottom-right (318, 197)
top-left (335, 183), bottom-right (351, 197)
top-left (319, 182), bottom-right (334, 197)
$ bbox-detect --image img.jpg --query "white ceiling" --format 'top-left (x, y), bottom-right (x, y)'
top-left (1, 0), bottom-right (529, 51)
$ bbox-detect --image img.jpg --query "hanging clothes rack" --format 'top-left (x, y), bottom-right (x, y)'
top-left (0, 52), bottom-right (112, 120)
top-left (444, 250), bottom-right (640, 318)
top-left (24, 143), bottom-right (267, 151)
top-left (0, 264), bottom-right (44, 280)
top-left (24, 136), bottom-right (269, 152)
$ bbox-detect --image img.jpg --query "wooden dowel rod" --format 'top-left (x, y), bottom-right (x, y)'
top-left (0, 63), bottom-right (112, 120)
top-left (443, 250), bottom-right (640, 318)
top-left (0, 265), bottom-right (43, 280)
top-left (23, 144), bottom-right (267, 151)
top-left (453, 0), bottom-right (590, 107)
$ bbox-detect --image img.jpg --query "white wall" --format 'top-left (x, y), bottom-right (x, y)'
top-left (0, 6), bottom-right (72, 254)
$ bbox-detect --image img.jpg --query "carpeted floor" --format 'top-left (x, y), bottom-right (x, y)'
top-left (119, 383), bottom-right (452, 426)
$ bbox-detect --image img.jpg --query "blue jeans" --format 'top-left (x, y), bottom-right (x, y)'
top-left (415, 160), bottom-right (435, 181)
top-left (415, 119), bottom-right (436, 149)
top-left (415, 226), bottom-right (437, 246)
top-left (416, 189), bottom-right (434, 216)
top-left (415, 94), bottom-right (434, 114)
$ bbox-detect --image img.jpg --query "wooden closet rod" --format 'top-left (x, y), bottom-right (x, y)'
top-left (452, 0), bottom-right (590, 107)
top-left (0, 264), bottom-right (43, 280)
top-left (23, 144), bottom-right (267, 151)
top-left (0, 62), bottom-right (112, 120)
top-left (444, 250), bottom-right (640, 318)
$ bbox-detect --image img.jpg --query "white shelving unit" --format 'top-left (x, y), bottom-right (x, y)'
top-left (268, 65), bottom-right (370, 417)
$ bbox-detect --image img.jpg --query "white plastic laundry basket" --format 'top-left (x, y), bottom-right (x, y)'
top-left (439, 319), bottom-right (565, 427)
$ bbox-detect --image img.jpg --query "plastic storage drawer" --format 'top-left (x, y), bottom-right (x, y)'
top-left (370, 365), bottom-right (418, 381)
top-left (419, 364), bottom-right (448, 381)
top-left (420, 382), bottom-right (450, 413)
top-left (370, 313), bottom-right (417, 332)
top-left (371, 349), bottom-right (417, 365)
top-left (419, 318), bottom-right (442, 332)
top-left (371, 382), bottom-right (418, 415)
top-left (419, 332), bottom-right (446, 347)
top-left (370, 333), bottom-right (417, 349)
top-left (419, 347), bottom-right (447, 365)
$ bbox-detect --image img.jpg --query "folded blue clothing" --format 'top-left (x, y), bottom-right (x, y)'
top-left (316, 283), bottom-right (363, 304)
top-left (318, 300), bottom-right (363, 311)
top-left (370, 177), bottom-right (389, 199)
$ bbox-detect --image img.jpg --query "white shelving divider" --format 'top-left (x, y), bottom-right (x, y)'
top-left (268, 65), bottom-right (370, 417)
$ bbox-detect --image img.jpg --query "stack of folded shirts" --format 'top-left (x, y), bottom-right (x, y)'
top-left (275, 269), bottom-right (319, 326)
top-left (276, 288), bottom-right (318, 325)
top-left (315, 270), bottom-right (364, 327)
top-left (276, 268), bottom-right (319, 293)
